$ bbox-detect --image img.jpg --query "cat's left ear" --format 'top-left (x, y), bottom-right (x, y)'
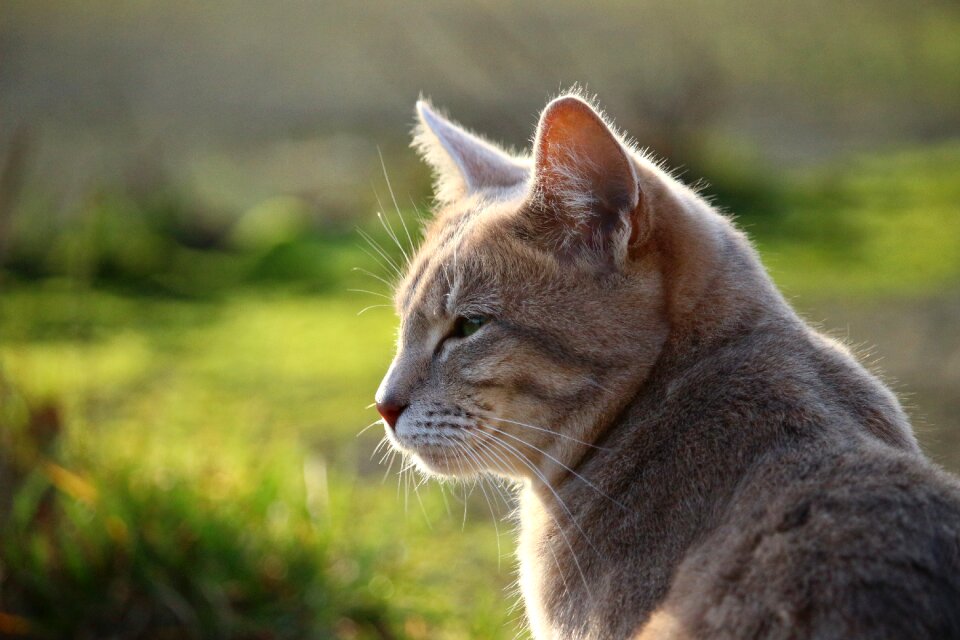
top-left (530, 96), bottom-right (645, 267)
top-left (413, 100), bottom-right (529, 204)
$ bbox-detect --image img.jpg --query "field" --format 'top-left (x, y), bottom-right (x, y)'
top-left (1, 143), bottom-right (959, 638)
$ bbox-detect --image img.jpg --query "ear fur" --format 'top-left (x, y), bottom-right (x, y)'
top-left (531, 95), bottom-right (643, 266)
top-left (412, 100), bottom-right (529, 204)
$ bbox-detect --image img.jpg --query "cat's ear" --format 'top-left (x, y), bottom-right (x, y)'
top-left (531, 95), bottom-right (643, 266)
top-left (413, 100), bottom-right (529, 204)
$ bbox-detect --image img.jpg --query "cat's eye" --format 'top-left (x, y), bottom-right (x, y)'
top-left (453, 315), bottom-right (489, 338)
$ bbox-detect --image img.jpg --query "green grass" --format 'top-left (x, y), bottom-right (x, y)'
top-left (1, 142), bottom-right (959, 638)
top-left (0, 284), bottom-right (519, 639)
top-left (755, 143), bottom-right (960, 298)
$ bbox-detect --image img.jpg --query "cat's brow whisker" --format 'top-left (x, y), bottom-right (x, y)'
top-left (485, 414), bottom-right (614, 451)
top-left (355, 233), bottom-right (402, 276)
top-left (351, 266), bottom-right (396, 290)
top-left (375, 204), bottom-right (411, 267)
top-left (357, 228), bottom-right (404, 277)
top-left (377, 147), bottom-right (417, 257)
top-left (356, 244), bottom-right (401, 281)
top-left (484, 423), bottom-right (626, 510)
top-left (347, 288), bottom-right (393, 300)
top-left (408, 196), bottom-right (427, 228)
top-left (356, 304), bottom-right (393, 316)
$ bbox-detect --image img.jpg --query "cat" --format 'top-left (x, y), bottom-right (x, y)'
top-left (374, 92), bottom-right (960, 639)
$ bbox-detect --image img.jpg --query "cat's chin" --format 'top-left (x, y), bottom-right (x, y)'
top-left (410, 451), bottom-right (473, 478)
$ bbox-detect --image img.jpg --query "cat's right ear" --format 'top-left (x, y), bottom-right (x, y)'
top-left (412, 100), bottom-right (529, 204)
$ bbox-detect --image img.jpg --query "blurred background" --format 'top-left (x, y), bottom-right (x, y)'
top-left (1, 1), bottom-right (958, 638)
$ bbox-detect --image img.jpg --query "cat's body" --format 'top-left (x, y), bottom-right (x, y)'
top-left (375, 93), bottom-right (960, 639)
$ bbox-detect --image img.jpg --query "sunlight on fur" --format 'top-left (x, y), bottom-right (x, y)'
top-left (368, 91), bottom-right (960, 640)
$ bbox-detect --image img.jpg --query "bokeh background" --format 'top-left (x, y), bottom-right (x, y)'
top-left (1, 1), bottom-right (959, 638)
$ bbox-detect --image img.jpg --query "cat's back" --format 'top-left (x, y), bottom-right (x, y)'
top-left (645, 439), bottom-right (960, 639)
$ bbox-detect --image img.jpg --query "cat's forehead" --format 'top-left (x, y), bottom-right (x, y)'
top-left (396, 200), bottom-right (526, 318)
top-left (396, 236), bottom-right (490, 319)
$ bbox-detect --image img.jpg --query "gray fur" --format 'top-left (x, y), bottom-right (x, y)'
top-left (377, 93), bottom-right (960, 639)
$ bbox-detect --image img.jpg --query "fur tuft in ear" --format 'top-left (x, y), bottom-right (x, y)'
top-left (531, 95), bottom-right (643, 265)
top-left (412, 100), bottom-right (529, 204)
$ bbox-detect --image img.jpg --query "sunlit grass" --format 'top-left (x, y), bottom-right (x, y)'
top-left (1, 142), bottom-right (959, 638)
top-left (757, 143), bottom-right (960, 298)
top-left (0, 284), bottom-right (520, 639)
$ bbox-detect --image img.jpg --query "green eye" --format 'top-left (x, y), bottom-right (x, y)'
top-left (454, 316), bottom-right (488, 338)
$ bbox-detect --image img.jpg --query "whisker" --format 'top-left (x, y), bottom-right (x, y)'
top-left (452, 447), bottom-right (470, 529)
top-left (357, 228), bottom-right (403, 277)
top-left (375, 204), bottom-right (411, 266)
top-left (346, 287), bottom-right (393, 301)
top-left (410, 467), bottom-right (432, 529)
top-left (359, 420), bottom-right (382, 439)
top-left (408, 196), bottom-right (428, 228)
top-left (357, 304), bottom-right (393, 316)
top-left (449, 434), bottom-right (504, 570)
top-left (356, 242), bottom-right (401, 281)
top-left (370, 434), bottom-right (390, 458)
top-left (478, 430), bottom-right (599, 552)
top-left (483, 423), bottom-right (626, 510)
top-left (470, 437), bottom-right (519, 570)
top-left (477, 430), bottom-right (594, 600)
top-left (584, 377), bottom-right (613, 394)
top-left (381, 449), bottom-right (398, 483)
top-left (377, 442), bottom-right (395, 464)
top-left (439, 480), bottom-right (453, 518)
top-left (371, 180), bottom-right (408, 266)
top-left (378, 146), bottom-right (417, 255)
top-left (352, 266), bottom-right (396, 289)
top-left (485, 414), bottom-right (613, 451)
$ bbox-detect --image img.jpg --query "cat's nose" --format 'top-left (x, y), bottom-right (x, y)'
top-left (376, 400), bottom-right (407, 430)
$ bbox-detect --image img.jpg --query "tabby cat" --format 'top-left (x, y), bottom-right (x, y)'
top-left (374, 93), bottom-right (960, 639)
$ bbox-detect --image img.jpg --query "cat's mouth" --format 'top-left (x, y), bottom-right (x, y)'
top-left (386, 426), bottom-right (478, 477)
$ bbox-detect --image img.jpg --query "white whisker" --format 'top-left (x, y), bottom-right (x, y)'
top-left (357, 304), bottom-right (393, 316)
top-left (378, 146), bottom-right (417, 256)
top-left (485, 414), bottom-right (613, 451)
top-left (451, 434), bottom-right (504, 570)
top-left (347, 288), bottom-right (393, 300)
top-left (356, 244), bottom-right (401, 281)
top-left (483, 423), bottom-right (626, 510)
top-left (351, 266), bottom-right (396, 289)
top-left (477, 429), bottom-right (595, 600)
top-left (357, 228), bottom-right (403, 277)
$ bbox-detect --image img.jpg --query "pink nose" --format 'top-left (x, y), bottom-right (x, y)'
top-left (376, 401), bottom-right (407, 430)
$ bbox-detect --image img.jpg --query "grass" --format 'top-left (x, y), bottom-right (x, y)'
top-left (1, 142), bottom-right (959, 638)
top-left (0, 285), bottom-right (518, 639)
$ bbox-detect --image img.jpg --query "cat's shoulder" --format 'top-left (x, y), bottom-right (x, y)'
top-left (651, 443), bottom-right (960, 639)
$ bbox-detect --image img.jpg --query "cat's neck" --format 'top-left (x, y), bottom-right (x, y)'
top-left (517, 195), bottom-right (810, 635)
top-left (531, 179), bottom-right (793, 495)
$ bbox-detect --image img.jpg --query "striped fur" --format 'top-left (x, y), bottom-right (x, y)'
top-left (376, 93), bottom-right (960, 639)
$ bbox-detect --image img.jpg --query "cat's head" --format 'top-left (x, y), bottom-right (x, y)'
top-left (375, 94), bottom-right (709, 482)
